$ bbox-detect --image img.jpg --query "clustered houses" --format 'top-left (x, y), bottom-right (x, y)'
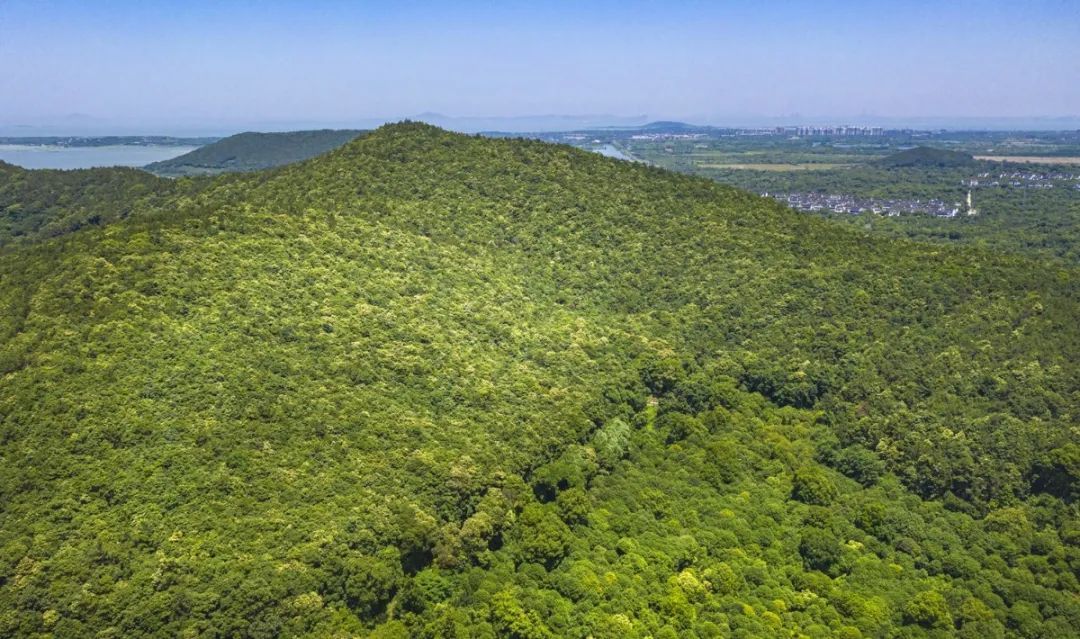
top-left (628, 133), bottom-right (707, 140)
top-left (729, 126), bottom-right (887, 137)
top-left (768, 169), bottom-right (1080, 219)
top-left (772, 126), bottom-right (886, 136)
top-left (764, 192), bottom-right (964, 217)
top-left (962, 171), bottom-right (1080, 189)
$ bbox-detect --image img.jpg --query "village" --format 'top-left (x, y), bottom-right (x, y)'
top-left (764, 191), bottom-right (968, 217)
top-left (962, 170), bottom-right (1080, 189)
top-left (765, 169), bottom-right (1080, 218)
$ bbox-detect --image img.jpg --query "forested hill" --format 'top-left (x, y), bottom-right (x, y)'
top-left (0, 123), bottom-right (1077, 637)
top-left (0, 160), bottom-right (189, 247)
top-left (144, 128), bottom-right (366, 176)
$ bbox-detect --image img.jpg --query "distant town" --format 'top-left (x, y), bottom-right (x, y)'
top-left (741, 125), bottom-right (888, 137)
top-left (761, 171), bottom-right (1080, 218)
top-left (764, 192), bottom-right (971, 218)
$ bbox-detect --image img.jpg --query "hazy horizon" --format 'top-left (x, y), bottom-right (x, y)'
top-left (1, 0), bottom-right (1078, 135)
top-left (4, 113), bottom-right (1080, 138)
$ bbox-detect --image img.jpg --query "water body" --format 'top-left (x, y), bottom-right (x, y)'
top-left (593, 144), bottom-right (632, 161)
top-left (0, 145), bottom-right (200, 170)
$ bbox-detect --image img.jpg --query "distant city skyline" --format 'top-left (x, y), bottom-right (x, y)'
top-left (1, 0), bottom-right (1077, 135)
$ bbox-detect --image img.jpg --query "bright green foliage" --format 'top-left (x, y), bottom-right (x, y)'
top-left (903, 590), bottom-right (952, 628)
top-left (591, 418), bottom-right (631, 469)
top-left (0, 123), bottom-right (1077, 636)
top-left (377, 377), bottom-right (1079, 637)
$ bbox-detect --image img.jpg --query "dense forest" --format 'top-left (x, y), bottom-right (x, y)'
top-left (144, 130), bottom-right (367, 177)
top-left (0, 123), bottom-right (1077, 637)
top-left (873, 148), bottom-right (977, 169)
top-left (0, 160), bottom-right (198, 247)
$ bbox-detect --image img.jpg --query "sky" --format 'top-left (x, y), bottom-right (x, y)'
top-left (0, 0), bottom-right (1078, 133)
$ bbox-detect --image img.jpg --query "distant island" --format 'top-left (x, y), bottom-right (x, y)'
top-left (144, 129), bottom-right (366, 177)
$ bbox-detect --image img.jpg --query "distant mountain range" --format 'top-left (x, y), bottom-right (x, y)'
top-left (0, 114), bottom-right (654, 136)
top-left (4, 113), bottom-right (1079, 138)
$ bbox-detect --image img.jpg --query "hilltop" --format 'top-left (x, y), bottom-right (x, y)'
top-left (638, 120), bottom-right (708, 131)
top-left (876, 145), bottom-right (977, 168)
top-left (0, 123), bottom-right (1077, 637)
top-left (144, 128), bottom-right (366, 176)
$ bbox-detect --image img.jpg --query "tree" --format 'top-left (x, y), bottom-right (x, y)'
top-left (491, 589), bottom-right (553, 639)
top-left (834, 445), bottom-right (884, 486)
top-left (791, 467), bottom-right (838, 506)
top-left (556, 487), bottom-right (590, 526)
top-left (799, 527), bottom-right (842, 572)
top-left (511, 504), bottom-right (572, 569)
top-left (903, 590), bottom-right (952, 629)
top-left (592, 418), bottom-right (631, 469)
top-left (343, 547), bottom-right (403, 618)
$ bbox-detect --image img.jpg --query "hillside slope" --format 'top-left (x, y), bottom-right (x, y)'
top-left (0, 160), bottom-right (191, 247)
top-left (144, 129), bottom-right (366, 176)
top-left (0, 123), bottom-right (1077, 637)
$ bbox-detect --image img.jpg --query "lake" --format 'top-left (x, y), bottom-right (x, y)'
top-left (0, 145), bottom-right (200, 170)
top-left (593, 144), bottom-right (632, 161)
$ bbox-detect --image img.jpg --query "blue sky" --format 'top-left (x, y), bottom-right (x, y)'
top-left (0, 0), bottom-right (1077, 132)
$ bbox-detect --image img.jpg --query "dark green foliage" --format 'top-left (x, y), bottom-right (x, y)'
top-left (875, 146), bottom-right (977, 168)
top-left (799, 527), bottom-right (842, 572)
top-left (833, 445), bottom-right (885, 486)
top-left (0, 160), bottom-right (193, 246)
top-left (510, 504), bottom-right (573, 568)
top-left (658, 411), bottom-right (705, 444)
top-left (344, 548), bottom-right (404, 618)
top-left (0, 123), bottom-right (1077, 636)
top-left (1032, 443), bottom-right (1080, 502)
top-left (144, 129), bottom-right (366, 176)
